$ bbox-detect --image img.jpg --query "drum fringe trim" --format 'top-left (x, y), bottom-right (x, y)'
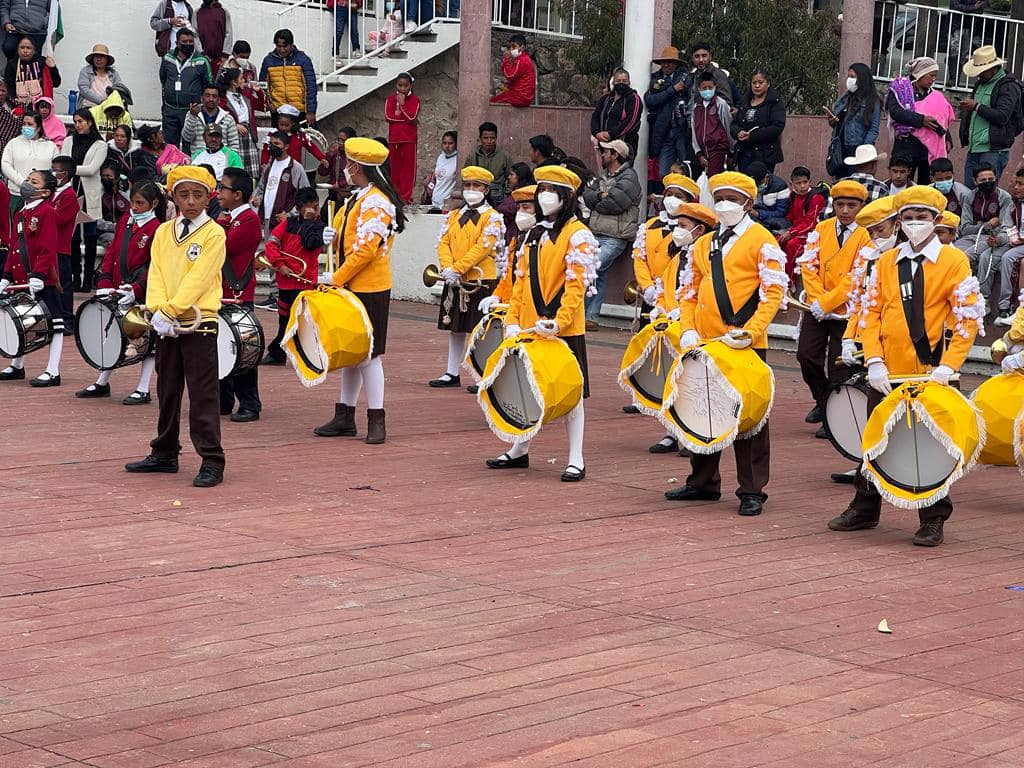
top-left (463, 313), bottom-right (503, 382)
top-left (660, 346), bottom-right (743, 455)
top-left (1015, 407), bottom-right (1024, 475)
top-left (477, 344), bottom-right (549, 444)
top-left (738, 364), bottom-right (776, 441)
top-left (281, 292), bottom-right (374, 388)
top-left (863, 396), bottom-right (986, 510)
top-left (616, 330), bottom-right (669, 416)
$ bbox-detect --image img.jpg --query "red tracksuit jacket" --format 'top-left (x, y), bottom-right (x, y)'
top-left (96, 213), bottom-right (161, 298)
top-left (219, 206), bottom-right (263, 302)
top-left (264, 217), bottom-right (320, 291)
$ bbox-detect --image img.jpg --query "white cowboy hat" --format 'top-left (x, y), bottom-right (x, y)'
top-left (963, 45), bottom-right (1006, 78)
top-left (843, 144), bottom-right (886, 167)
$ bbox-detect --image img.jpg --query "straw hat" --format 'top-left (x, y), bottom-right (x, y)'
top-left (86, 44), bottom-right (114, 67)
top-left (653, 46), bottom-right (683, 65)
top-left (963, 45), bottom-right (1006, 78)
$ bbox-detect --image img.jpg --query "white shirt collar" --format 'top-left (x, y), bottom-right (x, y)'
top-left (896, 237), bottom-right (942, 263)
top-left (55, 182), bottom-right (73, 196)
top-left (226, 203), bottom-right (252, 221)
top-left (178, 209), bottom-right (209, 234)
top-left (459, 203), bottom-right (492, 214)
top-left (23, 198), bottom-right (43, 210)
top-left (731, 215), bottom-right (754, 238)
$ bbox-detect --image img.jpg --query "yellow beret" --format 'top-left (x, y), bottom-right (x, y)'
top-left (461, 165), bottom-right (494, 184)
top-left (675, 202), bottom-right (717, 229)
top-left (936, 210), bottom-right (961, 230)
top-left (534, 165), bottom-right (581, 191)
top-left (167, 165), bottom-right (215, 192)
top-left (511, 184), bottom-right (537, 203)
top-left (830, 179), bottom-right (869, 202)
top-left (895, 184), bottom-right (947, 213)
top-left (855, 196), bottom-right (898, 229)
top-left (345, 136), bottom-right (389, 167)
top-left (662, 173), bottom-right (700, 201)
top-left (709, 171), bottom-right (757, 200)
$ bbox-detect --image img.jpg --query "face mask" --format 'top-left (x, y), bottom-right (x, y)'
top-left (613, 83), bottom-right (630, 96)
top-left (663, 195), bottom-right (685, 217)
top-left (462, 189), bottom-right (485, 207)
top-left (977, 180), bottom-right (997, 195)
top-left (515, 211), bottom-right (536, 231)
top-left (101, 178), bottom-right (115, 192)
top-left (874, 234), bottom-right (897, 251)
top-left (846, 76), bottom-right (858, 93)
top-left (344, 166), bottom-right (356, 185)
top-left (901, 220), bottom-right (935, 247)
top-left (699, 89), bottom-right (715, 102)
top-left (268, 144), bottom-right (284, 158)
top-left (933, 179), bottom-right (953, 194)
top-left (131, 209), bottom-right (156, 225)
top-left (20, 127), bottom-right (35, 140)
top-left (19, 181), bottom-right (40, 199)
top-left (537, 190), bottom-right (562, 216)
top-left (178, 43), bottom-right (195, 57)
top-left (713, 200), bottom-right (746, 227)
top-left (672, 226), bottom-right (694, 248)
top-left (509, 48), bottom-right (520, 59)
top-left (385, 1), bottom-right (395, 9)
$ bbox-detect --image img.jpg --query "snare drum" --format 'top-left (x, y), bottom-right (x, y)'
top-left (0, 292), bottom-right (53, 358)
top-left (465, 305), bottom-right (506, 381)
top-left (823, 374), bottom-right (872, 461)
top-left (618, 318), bottom-right (681, 414)
top-left (74, 296), bottom-right (155, 371)
top-left (971, 372), bottom-right (1024, 470)
top-left (478, 331), bottom-right (584, 442)
top-left (282, 287), bottom-right (373, 386)
top-left (658, 341), bottom-right (775, 454)
top-left (862, 382), bottom-right (985, 509)
top-left (217, 304), bottom-right (265, 379)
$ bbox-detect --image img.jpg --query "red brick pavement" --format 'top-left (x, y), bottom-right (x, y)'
top-left (1, 300), bottom-right (1023, 767)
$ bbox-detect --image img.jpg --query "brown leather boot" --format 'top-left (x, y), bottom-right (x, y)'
top-left (365, 408), bottom-right (386, 444)
top-left (314, 404), bottom-right (357, 437)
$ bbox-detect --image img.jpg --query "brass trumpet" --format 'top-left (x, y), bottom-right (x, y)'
top-left (256, 252), bottom-right (314, 286)
top-left (785, 292), bottom-right (814, 313)
top-left (623, 279), bottom-right (641, 306)
top-left (991, 335), bottom-right (1011, 365)
top-left (122, 304), bottom-right (206, 340)
top-left (422, 264), bottom-right (484, 291)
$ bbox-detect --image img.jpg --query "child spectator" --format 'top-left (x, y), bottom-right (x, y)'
top-left (930, 157), bottom-right (971, 216)
top-left (997, 168), bottom-right (1024, 325)
top-left (425, 130), bottom-right (458, 211)
top-left (384, 72), bottom-right (420, 204)
top-left (779, 166), bottom-right (827, 280)
top-left (886, 154), bottom-right (913, 196)
top-left (689, 71), bottom-right (732, 176)
top-left (747, 160), bottom-right (791, 235)
top-left (490, 34), bottom-right (535, 107)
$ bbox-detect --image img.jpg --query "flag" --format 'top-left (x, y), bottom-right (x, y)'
top-left (41, 0), bottom-right (63, 58)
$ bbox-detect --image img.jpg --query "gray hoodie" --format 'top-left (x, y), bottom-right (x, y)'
top-left (1, 0), bottom-right (50, 35)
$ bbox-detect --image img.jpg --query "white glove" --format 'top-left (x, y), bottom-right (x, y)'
top-left (96, 219), bottom-right (116, 233)
top-left (1002, 351), bottom-right (1024, 372)
top-left (94, 287), bottom-right (115, 296)
top-left (535, 319), bottom-right (559, 337)
top-left (0, 278), bottom-right (9, 293)
top-left (680, 329), bottom-right (700, 348)
top-left (118, 285), bottom-right (136, 306)
top-left (151, 310), bottom-right (177, 338)
top-left (867, 360), bottom-right (891, 395)
top-left (930, 364), bottom-right (954, 386)
top-left (321, 226), bottom-right (337, 245)
top-left (478, 295), bottom-right (500, 314)
top-left (441, 267), bottom-right (460, 285)
top-left (648, 305), bottom-right (665, 321)
top-left (504, 323), bottom-right (522, 339)
top-left (841, 339), bottom-right (859, 367)
top-left (27, 277), bottom-right (44, 295)
top-left (642, 285), bottom-right (659, 305)
top-left (318, 271), bottom-right (335, 286)
top-left (667, 307), bottom-right (680, 322)
top-left (809, 300), bottom-right (826, 321)
top-left (721, 329), bottom-right (752, 349)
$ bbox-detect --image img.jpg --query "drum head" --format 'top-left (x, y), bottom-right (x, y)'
top-left (217, 313), bottom-right (237, 379)
top-left (469, 321), bottom-right (504, 376)
top-left (668, 354), bottom-right (740, 445)
top-left (75, 299), bottom-right (125, 370)
top-left (870, 415), bottom-right (959, 493)
top-left (487, 351), bottom-right (543, 431)
top-left (0, 303), bottom-right (20, 358)
top-left (295, 312), bottom-right (326, 374)
top-left (628, 336), bottom-right (674, 406)
top-left (824, 381), bottom-right (870, 461)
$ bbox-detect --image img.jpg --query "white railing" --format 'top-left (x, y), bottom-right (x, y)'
top-left (874, 1), bottom-right (1024, 92)
top-left (492, 0), bottom-right (582, 39)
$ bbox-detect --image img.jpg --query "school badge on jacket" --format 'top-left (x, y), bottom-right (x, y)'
top-left (187, 243), bottom-right (202, 262)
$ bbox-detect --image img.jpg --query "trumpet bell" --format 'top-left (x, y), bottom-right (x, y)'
top-left (423, 264), bottom-right (443, 288)
top-left (785, 293), bottom-right (814, 313)
top-left (623, 280), bottom-right (641, 306)
top-left (991, 336), bottom-right (1010, 364)
top-left (122, 306), bottom-right (152, 341)
top-left (256, 253), bottom-right (275, 272)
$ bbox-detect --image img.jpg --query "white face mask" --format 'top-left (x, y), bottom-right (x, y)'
top-left (663, 195), bottom-right (685, 217)
top-left (509, 48), bottom-right (520, 58)
top-left (344, 166), bottom-right (355, 185)
top-left (671, 226), bottom-right (694, 248)
top-left (713, 200), bottom-right (746, 228)
top-left (846, 76), bottom-right (858, 93)
top-left (515, 210), bottom-right (536, 231)
top-left (462, 189), bottom-right (485, 207)
top-left (874, 234), bottom-right (897, 251)
top-left (537, 190), bottom-right (562, 216)
top-left (901, 220), bottom-right (935, 247)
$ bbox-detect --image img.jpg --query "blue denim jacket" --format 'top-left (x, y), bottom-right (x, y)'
top-left (833, 94), bottom-right (881, 149)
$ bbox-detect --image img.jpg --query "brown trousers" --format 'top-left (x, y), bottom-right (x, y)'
top-left (686, 349), bottom-right (770, 500)
top-left (151, 325), bottom-right (225, 470)
top-left (796, 315), bottom-right (849, 406)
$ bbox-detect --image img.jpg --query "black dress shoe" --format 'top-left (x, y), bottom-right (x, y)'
top-left (260, 353), bottom-right (287, 366)
top-left (678, 447), bottom-right (692, 458)
top-left (29, 373), bottom-right (60, 387)
top-left (231, 409), bottom-right (260, 422)
top-left (429, 373), bottom-right (461, 388)
top-left (622, 404), bottom-right (641, 414)
top-left (738, 495), bottom-right (764, 516)
top-left (193, 465), bottom-right (224, 487)
top-left (561, 464), bottom-right (586, 482)
top-left (75, 383), bottom-right (111, 398)
top-left (828, 507), bottom-right (879, 531)
top-left (805, 405), bottom-right (823, 424)
top-left (664, 485), bottom-right (721, 502)
top-left (125, 455), bottom-right (179, 473)
top-left (0, 366), bottom-right (26, 380)
top-left (122, 391), bottom-right (152, 405)
top-left (466, 384), bottom-right (479, 394)
top-left (913, 519), bottom-right (944, 547)
top-left (815, 425), bottom-right (829, 439)
top-left (486, 452), bottom-right (529, 469)
top-left (649, 437), bottom-right (679, 454)
top-left (830, 471), bottom-right (856, 484)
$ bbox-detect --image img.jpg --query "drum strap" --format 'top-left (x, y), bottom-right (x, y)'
top-left (337, 193), bottom-right (359, 262)
top-left (899, 255), bottom-right (943, 366)
top-left (17, 221), bottom-right (31, 277)
top-left (118, 224), bottom-right (147, 287)
top-left (709, 227), bottom-right (760, 327)
top-left (527, 236), bottom-right (563, 319)
top-left (222, 255), bottom-right (254, 297)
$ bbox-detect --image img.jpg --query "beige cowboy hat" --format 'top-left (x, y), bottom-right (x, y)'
top-left (652, 46), bottom-right (683, 65)
top-left (843, 144), bottom-right (886, 167)
top-left (963, 45), bottom-right (1006, 78)
top-left (86, 44), bottom-right (115, 66)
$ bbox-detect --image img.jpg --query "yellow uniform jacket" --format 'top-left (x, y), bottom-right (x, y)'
top-left (493, 232), bottom-right (525, 304)
top-left (146, 216), bottom-right (226, 322)
top-left (436, 204), bottom-right (506, 280)
top-left (799, 218), bottom-right (873, 315)
top-left (632, 214), bottom-right (676, 291)
top-left (330, 184), bottom-right (396, 293)
top-left (842, 242), bottom-right (882, 341)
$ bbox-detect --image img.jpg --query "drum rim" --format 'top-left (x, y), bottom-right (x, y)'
top-left (823, 375), bottom-right (871, 462)
top-left (217, 304), bottom-right (265, 379)
top-left (0, 291), bottom-right (53, 358)
top-left (74, 295), bottom-right (137, 371)
top-left (467, 315), bottom-right (505, 377)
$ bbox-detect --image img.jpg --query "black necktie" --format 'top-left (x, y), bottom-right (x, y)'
top-left (908, 254), bottom-right (927, 346)
top-left (180, 218), bottom-right (191, 238)
top-left (718, 227), bottom-right (737, 247)
top-left (459, 208), bottom-right (481, 227)
top-left (837, 224), bottom-right (847, 247)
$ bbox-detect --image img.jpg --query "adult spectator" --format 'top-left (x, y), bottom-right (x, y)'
top-left (959, 45), bottom-right (1021, 188)
top-left (33, 96), bottom-right (65, 144)
top-left (219, 67), bottom-right (260, 178)
top-left (591, 67), bottom-right (643, 159)
top-left (822, 145), bottom-right (888, 218)
top-left (996, 167), bottom-right (1024, 325)
top-left (150, 0), bottom-right (201, 57)
top-left (4, 36), bottom-right (59, 109)
top-left (384, 72), bottom-right (419, 204)
top-left (0, 0), bottom-right (48, 60)
top-left (182, 83), bottom-right (239, 153)
top-left (828, 63), bottom-right (880, 178)
top-left (644, 46), bottom-right (688, 177)
top-left (0, 109), bottom-right (56, 205)
top-left (528, 134), bottom-right (562, 167)
top-left (426, 130), bottom-right (457, 211)
top-left (90, 90), bottom-right (134, 138)
top-left (580, 139), bottom-right (641, 330)
top-left (497, 161), bottom-right (533, 238)
top-left (259, 29), bottom-right (317, 124)
top-left (885, 57), bottom-right (955, 184)
top-left (404, 0), bottom-right (434, 30)
top-left (76, 44), bottom-right (127, 111)
top-left (954, 162), bottom-right (1014, 304)
top-left (96, 160), bottom-right (131, 247)
top-left (326, 0), bottom-right (362, 62)
top-left (137, 124), bottom-right (189, 178)
top-left (62, 109), bottom-right (108, 292)
top-left (107, 125), bottom-right (144, 174)
top-left (690, 71), bottom-right (733, 176)
top-left (684, 42), bottom-right (732, 106)
top-left (731, 68), bottom-right (786, 175)
top-left (747, 161), bottom-right (790, 235)
top-left (159, 29), bottom-right (212, 149)
top-left (191, 122), bottom-right (242, 180)
top-left (462, 121), bottom-right (512, 201)
top-left (196, 0), bottom-right (233, 73)
top-left (490, 34), bottom-right (535, 107)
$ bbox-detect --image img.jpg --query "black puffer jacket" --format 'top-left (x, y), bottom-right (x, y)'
top-left (730, 87), bottom-right (787, 167)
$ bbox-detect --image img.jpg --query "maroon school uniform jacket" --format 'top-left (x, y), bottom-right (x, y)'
top-left (218, 205), bottom-right (262, 302)
top-left (52, 185), bottom-right (80, 257)
top-left (96, 213), bottom-right (161, 297)
top-left (3, 201), bottom-right (59, 286)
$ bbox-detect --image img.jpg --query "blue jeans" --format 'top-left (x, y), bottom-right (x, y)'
top-left (658, 130), bottom-right (680, 177)
top-left (964, 150), bottom-right (1009, 189)
top-left (334, 5), bottom-right (360, 54)
top-left (404, 0), bottom-right (434, 23)
top-left (584, 234), bottom-right (630, 321)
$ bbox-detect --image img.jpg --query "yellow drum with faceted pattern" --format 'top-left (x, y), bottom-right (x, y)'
top-left (618, 318), bottom-right (682, 415)
top-left (282, 287), bottom-right (373, 386)
top-left (971, 373), bottom-right (1024, 471)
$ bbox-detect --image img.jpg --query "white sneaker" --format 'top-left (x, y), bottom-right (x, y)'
top-left (404, 21), bottom-right (416, 33)
top-left (996, 312), bottom-right (1014, 326)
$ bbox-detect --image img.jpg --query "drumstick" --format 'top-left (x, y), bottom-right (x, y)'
top-left (326, 201), bottom-right (337, 276)
top-left (889, 373), bottom-right (961, 385)
top-left (3, 284), bottom-right (29, 292)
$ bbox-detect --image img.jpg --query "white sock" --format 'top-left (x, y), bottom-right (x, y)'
top-left (658, 435), bottom-right (675, 446)
top-left (360, 356), bottom-right (385, 409)
top-left (136, 356), bottom-right (156, 393)
top-left (566, 407), bottom-right (585, 469)
top-left (507, 439), bottom-right (530, 459)
top-left (340, 366), bottom-right (362, 406)
top-left (9, 356), bottom-right (24, 370)
top-left (45, 333), bottom-right (63, 376)
top-left (96, 370), bottom-right (112, 386)
top-left (447, 332), bottom-right (467, 376)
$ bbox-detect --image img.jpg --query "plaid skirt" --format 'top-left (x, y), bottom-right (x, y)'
top-left (237, 130), bottom-right (261, 180)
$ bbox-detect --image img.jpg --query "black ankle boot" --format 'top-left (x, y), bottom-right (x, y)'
top-left (314, 403), bottom-right (357, 436)
top-left (365, 408), bottom-right (386, 444)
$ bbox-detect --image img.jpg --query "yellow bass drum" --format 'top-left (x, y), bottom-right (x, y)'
top-left (282, 287), bottom-right (373, 386)
top-left (970, 372), bottom-right (1024, 471)
top-left (617, 318), bottom-right (681, 414)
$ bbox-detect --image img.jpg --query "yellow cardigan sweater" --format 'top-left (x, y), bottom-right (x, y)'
top-left (799, 219), bottom-right (873, 315)
top-left (146, 217), bottom-right (226, 322)
top-left (436, 205), bottom-right (505, 280)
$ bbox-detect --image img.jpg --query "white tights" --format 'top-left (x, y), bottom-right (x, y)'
top-left (447, 332), bottom-right (467, 376)
top-left (8, 333), bottom-right (63, 376)
top-left (96, 356), bottom-right (156, 392)
top-left (340, 356), bottom-right (385, 409)
top-left (504, 406), bottom-right (585, 468)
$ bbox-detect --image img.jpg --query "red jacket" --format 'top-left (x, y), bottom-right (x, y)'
top-left (259, 129), bottom-right (327, 174)
top-left (97, 213), bottom-right (161, 297)
top-left (385, 92), bottom-right (420, 143)
top-left (3, 201), bottom-right (58, 286)
top-left (218, 206), bottom-right (262, 302)
top-left (52, 186), bottom-right (80, 257)
top-left (264, 217), bottom-right (320, 291)
top-left (490, 52), bottom-right (536, 108)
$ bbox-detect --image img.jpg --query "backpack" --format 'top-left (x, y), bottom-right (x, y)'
top-left (1006, 76), bottom-right (1024, 138)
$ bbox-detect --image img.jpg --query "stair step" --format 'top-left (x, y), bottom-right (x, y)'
top-left (325, 81), bottom-right (350, 92)
top-left (345, 65), bottom-right (379, 76)
top-left (408, 31), bottom-right (438, 42)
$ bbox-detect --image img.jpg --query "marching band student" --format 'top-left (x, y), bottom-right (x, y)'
top-left (486, 165), bottom-right (599, 482)
top-left (650, 202), bottom-right (718, 321)
top-left (316, 137), bottom-right (405, 444)
top-left (829, 185), bottom-right (984, 546)
top-left (485, 184), bottom-right (536, 306)
top-left (795, 179), bottom-right (871, 434)
top-left (216, 166), bottom-right (263, 422)
top-left (429, 165), bottom-right (505, 390)
top-left (125, 165), bottom-right (227, 488)
top-left (934, 210), bottom-right (960, 245)
top-left (665, 171), bottom-right (788, 516)
top-left (0, 170), bottom-right (63, 386)
top-left (76, 181), bottom-right (166, 403)
top-left (50, 155), bottom-right (81, 332)
top-left (258, 104), bottom-right (328, 175)
top-left (261, 186), bottom-right (323, 365)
